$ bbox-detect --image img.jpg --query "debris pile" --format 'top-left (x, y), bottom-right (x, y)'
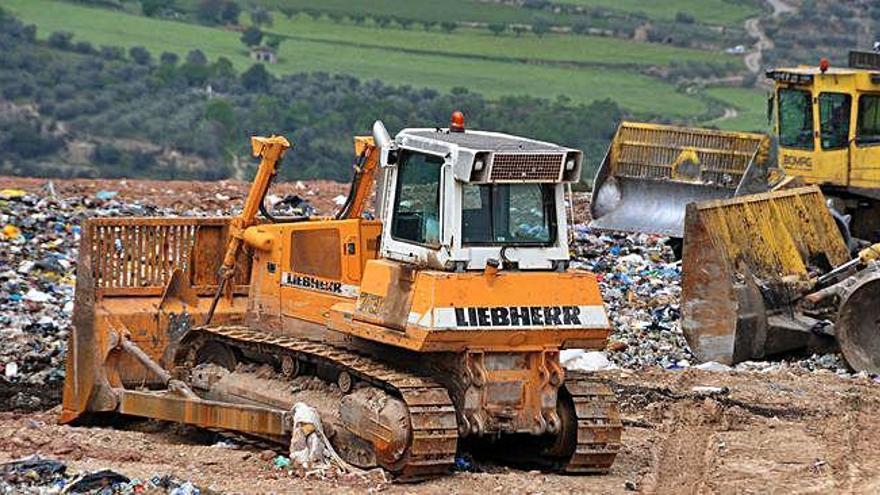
top-left (569, 223), bottom-right (854, 376)
top-left (0, 186), bottom-right (189, 410)
top-left (0, 455), bottom-right (208, 494)
top-left (0, 180), bottom-right (861, 414)
top-left (571, 226), bottom-right (690, 369)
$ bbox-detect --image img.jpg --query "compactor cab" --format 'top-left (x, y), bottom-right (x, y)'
top-left (769, 50), bottom-right (880, 241)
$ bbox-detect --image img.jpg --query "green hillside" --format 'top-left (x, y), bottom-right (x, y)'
top-left (553, 0), bottom-right (761, 26)
top-left (2, 0), bottom-right (728, 117)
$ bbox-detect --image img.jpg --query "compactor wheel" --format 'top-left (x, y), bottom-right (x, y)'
top-left (836, 271), bottom-right (880, 374)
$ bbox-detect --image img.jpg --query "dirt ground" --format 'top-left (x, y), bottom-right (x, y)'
top-left (3, 368), bottom-right (879, 494)
top-left (3, 177), bottom-right (879, 493)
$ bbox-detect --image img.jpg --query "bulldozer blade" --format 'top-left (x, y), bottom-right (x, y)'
top-left (590, 177), bottom-right (737, 238)
top-left (835, 266), bottom-right (880, 374)
top-left (681, 186), bottom-right (850, 365)
top-left (590, 122), bottom-right (773, 238)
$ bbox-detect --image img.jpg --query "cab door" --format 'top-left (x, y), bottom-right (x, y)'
top-left (813, 92), bottom-right (852, 187)
top-left (849, 93), bottom-right (880, 190)
top-left (776, 87), bottom-right (826, 183)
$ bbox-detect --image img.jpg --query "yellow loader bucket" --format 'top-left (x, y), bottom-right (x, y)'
top-left (681, 186), bottom-right (850, 364)
top-left (590, 122), bottom-right (773, 237)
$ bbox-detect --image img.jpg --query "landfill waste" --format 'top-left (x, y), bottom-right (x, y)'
top-left (0, 456), bottom-right (208, 494)
top-left (560, 350), bottom-right (618, 372)
top-left (570, 226), bottom-right (691, 370)
top-left (63, 469), bottom-right (130, 493)
top-left (695, 361), bottom-right (734, 372)
top-left (0, 182), bottom-right (865, 416)
top-left (287, 402), bottom-right (380, 480)
top-left (569, 221), bottom-right (857, 376)
top-left (270, 194), bottom-right (316, 217)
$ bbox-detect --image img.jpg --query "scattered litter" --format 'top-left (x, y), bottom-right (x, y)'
top-left (64, 469), bottom-right (130, 493)
top-left (691, 386), bottom-right (729, 395)
top-left (94, 190), bottom-right (118, 201)
top-left (273, 456), bottom-right (292, 469)
top-left (0, 189), bottom-right (27, 199)
top-left (211, 439), bottom-right (238, 449)
top-left (561, 350), bottom-right (618, 372)
top-left (0, 455), bottom-right (208, 494)
top-left (695, 361), bottom-right (733, 372)
top-left (5, 361), bottom-right (18, 379)
top-left (272, 194), bottom-right (315, 217)
top-left (288, 402), bottom-right (383, 481)
top-left (2, 224), bottom-right (21, 240)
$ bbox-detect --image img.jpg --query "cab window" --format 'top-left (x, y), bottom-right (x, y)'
top-left (819, 92), bottom-right (851, 150)
top-left (857, 94), bottom-right (880, 145)
top-left (391, 151), bottom-right (442, 246)
top-left (462, 183), bottom-right (555, 245)
top-left (778, 88), bottom-right (814, 149)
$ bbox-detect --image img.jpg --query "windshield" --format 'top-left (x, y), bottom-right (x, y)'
top-left (462, 184), bottom-right (555, 245)
top-left (778, 88), bottom-right (814, 149)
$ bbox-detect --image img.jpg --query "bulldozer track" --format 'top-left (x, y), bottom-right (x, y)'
top-left (179, 326), bottom-right (459, 482)
top-left (562, 372), bottom-right (622, 473)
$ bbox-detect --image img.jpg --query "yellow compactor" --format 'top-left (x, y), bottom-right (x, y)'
top-left (681, 186), bottom-right (880, 371)
top-left (592, 50), bottom-right (880, 245)
top-left (591, 51), bottom-right (880, 371)
top-left (61, 115), bottom-right (622, 480)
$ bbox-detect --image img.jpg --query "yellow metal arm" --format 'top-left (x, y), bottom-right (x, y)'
top-left (220, 135), bottom-right (291, 276)
top-left (338, 136), bottom-right (379, 220)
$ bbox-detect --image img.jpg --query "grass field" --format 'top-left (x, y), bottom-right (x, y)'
top-left (266, 15), bottom-right (733, 68)
top-left (2, 0), bottom-right (713, 117)
top-left (705, 87), bottom-right (768, 131)
top-left (552, 0), bottom-right (762, 26)
top-left (212, 0), bottom-right (578, 26)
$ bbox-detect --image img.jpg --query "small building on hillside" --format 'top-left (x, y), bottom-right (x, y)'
top-left (250, 46), bottom-right (276, 64)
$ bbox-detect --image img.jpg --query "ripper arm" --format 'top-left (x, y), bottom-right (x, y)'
top-left (205, 136), bottom-right (291, 325)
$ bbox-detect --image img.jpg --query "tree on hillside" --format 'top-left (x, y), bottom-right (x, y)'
top-left (512, 26), bottom-right (528, 37)
top-left (100, 45), bottom-right (125, 60)
top-left (532, 19), bottom-right (551, 37)
top-left (675, 12), bottom-right (695, 24)
top-left (220, 1), bottom-right (240, 24)
top-left (440, 21), bottom-right (457, 34)
top-left (249, 6), bottom-right (273, 27)
top-left (74, 41), bottom-right (96, 54)
top-left (186, 49), bottom-right (208, 66)
top-left (279, 7), bottom-right (296, 19)
top-left (265, 35), bottom-right (282, 51)
top-left (241, 63), bottom-right (272, 91)
top-left (160, 51), bottom-right (179, 66)
top-left (47, 31), bottom-right (73, 50)
top-left (129, 46), bottom-right (152, 65)
top-left (240, 26), bottom-right (263, 48)
top-left (488, 23), bottom-right (507, 36)
top-left (140, 0), bottom-right (173, 17)
top-left (196, 0), bottom-right (239, 25)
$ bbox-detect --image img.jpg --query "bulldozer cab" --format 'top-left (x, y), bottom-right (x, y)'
top-left (373, 120), bottom-right (583, 271)
top-left (769, 51), bottom-right (880, 196)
